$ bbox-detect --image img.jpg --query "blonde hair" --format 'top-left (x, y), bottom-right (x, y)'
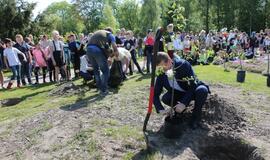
top-left (52, 30), bottom-right (59, 36)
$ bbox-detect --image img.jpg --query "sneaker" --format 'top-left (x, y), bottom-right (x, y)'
top-left (17, 84), bottom-right (21, 88)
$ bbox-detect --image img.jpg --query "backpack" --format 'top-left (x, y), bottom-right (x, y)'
top-left (109, 60), bottom-right (124, 88)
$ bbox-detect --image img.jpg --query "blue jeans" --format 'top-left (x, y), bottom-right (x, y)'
top-left (10, 65), bottom-right (21, 84)
top-left (21, 62), bottom-right (32, 84)
top-left (87, 45), bottom-right (109, 92)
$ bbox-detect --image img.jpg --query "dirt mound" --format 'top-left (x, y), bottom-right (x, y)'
top-left (202, 94), bottom-right (246, 131)
top-left (141, 94), bottom-right (265, 160)
top-left (48, 82), bottom-right (84, 97)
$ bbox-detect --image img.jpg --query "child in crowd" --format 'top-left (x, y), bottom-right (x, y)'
top-left (79, 54), bottom-right (93, 83)
top-left (124, 30), bottom-right (143, 75)
top-left (3, 38), bottom-right (27, 89)
top-left (116, 47), bottom-right (131, 77)
top-left (32, 43), bottom-right (48, 84)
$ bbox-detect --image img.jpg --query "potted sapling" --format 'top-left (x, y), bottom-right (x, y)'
top-left (236, 48), bottom-right (246, 83)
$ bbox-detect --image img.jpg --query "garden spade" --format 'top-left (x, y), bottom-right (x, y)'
top-left (142, 27), bottom-right (164, 150)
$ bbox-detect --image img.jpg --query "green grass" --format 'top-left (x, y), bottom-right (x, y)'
top-left (0, 74), bottom-right (150, 124)
top-left (194, 65), bottom-right (270, 96)
top-left (1, 65), bottom-right (268, 125)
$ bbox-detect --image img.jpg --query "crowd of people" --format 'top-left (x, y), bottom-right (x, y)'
top-left (2, 24), bottom-right (270, 128)
top-left (1, 25), bottom-right (270, 92)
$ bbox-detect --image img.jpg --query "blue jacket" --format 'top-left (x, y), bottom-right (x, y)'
top-left (154, 57), bottom-right (200, 113)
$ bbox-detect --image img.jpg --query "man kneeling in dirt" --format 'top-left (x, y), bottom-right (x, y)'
top-left (154, 52), bottom-right (210, 129)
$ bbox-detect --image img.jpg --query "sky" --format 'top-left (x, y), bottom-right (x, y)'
top-left (27, 0), bottom-right (70, 17)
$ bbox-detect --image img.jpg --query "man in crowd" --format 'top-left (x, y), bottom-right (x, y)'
top-left (68, 34), bottom-right (81, 79)
top-left (14, 34), bottom-right (32, 85)
top-left (87, 27), bottom-right (119, 96)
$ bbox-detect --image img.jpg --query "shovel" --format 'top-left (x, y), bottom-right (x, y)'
top-left (142, 27), bottom-right (164, 150)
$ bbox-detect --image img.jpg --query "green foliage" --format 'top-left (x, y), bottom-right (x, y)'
top-left (99, 2), bottom-right (119, 32)
top-left (32, 1), bottom-right (85, 36)
top-left (0, 0), bottom-right (35, 38)
top-left (168, 0), bottom-right (186, 30)
top-left (116, 0), bottom-right (140, 34)
top-left (74, 0), bottom-right (105, 32)
top-left (140, 0), bottom-right (161, 35)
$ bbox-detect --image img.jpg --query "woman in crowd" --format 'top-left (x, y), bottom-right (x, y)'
top-left (32, 43), bottom-right (48, 84)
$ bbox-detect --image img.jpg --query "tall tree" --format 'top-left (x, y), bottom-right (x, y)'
top-left (0, 0), bottom-right (35, 38)
top-left (74, 0), bottom-right (105, 32)
top-left (116, 0), bottom-right (140, 33)
top-left (99, 2), bottom-right (118, 31)
top-left (37, 1), bottom-right (85, 35)
top-left (140, 0), bottom-right (161, 35)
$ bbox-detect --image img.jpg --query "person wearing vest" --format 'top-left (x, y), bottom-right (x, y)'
top-left (68, 34), bottom-right (81, 78)
top-left (165, 24), bottom-right (176, 59)
top-left (14, 34), bottom-right (33, 86)
top-left (49, 30), bottom-right (65, 82)
top-left (153, 52), bottom-right (210, 129)
top-left (87, 28), bottom-right (119, 96)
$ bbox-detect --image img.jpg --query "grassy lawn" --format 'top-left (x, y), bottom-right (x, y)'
top-left (194, 64), bottom-right (270, 96)
top-left (1, 64), bottom-right (269, 124)
top-left (0, 74), bottom-right (150, 123)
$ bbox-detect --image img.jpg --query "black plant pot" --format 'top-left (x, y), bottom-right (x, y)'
top-left (163, 116), bottom-right (183, 139)
top-left (237, 70), bottom-right (246, 83)
top-left (267, 76), bottom-right (270, 87)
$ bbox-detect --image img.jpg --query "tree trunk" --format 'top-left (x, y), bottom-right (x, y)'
top-left (206, 0), bottom-right (210, 33)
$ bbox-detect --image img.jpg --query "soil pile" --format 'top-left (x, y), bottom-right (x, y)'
top-left (48, 82), bottom-right (84, 97)
top-left (142, 94), bottom-right (265, 160)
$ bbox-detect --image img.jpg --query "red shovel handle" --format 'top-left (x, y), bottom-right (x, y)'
top-left (143, 27), bottom-right (164, 132)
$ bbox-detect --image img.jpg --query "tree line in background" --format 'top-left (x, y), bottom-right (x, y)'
top-left (1, 0), bottom-right (270, 39)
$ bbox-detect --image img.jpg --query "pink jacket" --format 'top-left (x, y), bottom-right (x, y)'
top-left (32, 48), bottom-right (47, 67)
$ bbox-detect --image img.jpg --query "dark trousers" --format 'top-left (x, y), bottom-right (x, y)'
top-left (34, 67), bottom-right (47, 83)
top-left (129, 50), bottom-right (143, 74)
top-left (145, 46), bottom-right (153, 73)
top-left (161, 85), bottom-right (208, 121)
top-left (21, 62), bottom-right (32, 85)
top-left (47, 58), bottom-right (55, 82)
top-left (73, 54), bottom-right (80, 78)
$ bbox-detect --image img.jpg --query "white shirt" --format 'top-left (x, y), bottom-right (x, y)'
top-left (166, 69), bottom-right (185, 92)
top-left (174, 38), bottom-right (183, 50)
top-left (117, 47), bottom-right (131, 62)
top-left (168, 78), bottom-right (186, 92)
top-left (3, 47), bottom-right (22, 66)
top-left (80, 55), bottom-right (92, 73)
top-left (49, 40), bottom-right (64, 51)
top-left (264, 39), bottom-right (270, 46)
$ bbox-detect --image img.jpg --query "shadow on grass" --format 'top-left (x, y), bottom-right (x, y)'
top-left (136, 74), bottom-right (151, 82)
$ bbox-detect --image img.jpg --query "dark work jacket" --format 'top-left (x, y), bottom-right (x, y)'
top-left (153, 57), bottom-right (209, 113)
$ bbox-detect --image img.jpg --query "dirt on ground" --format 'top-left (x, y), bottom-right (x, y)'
top-left (0, 82), bottom-right (269, 160)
